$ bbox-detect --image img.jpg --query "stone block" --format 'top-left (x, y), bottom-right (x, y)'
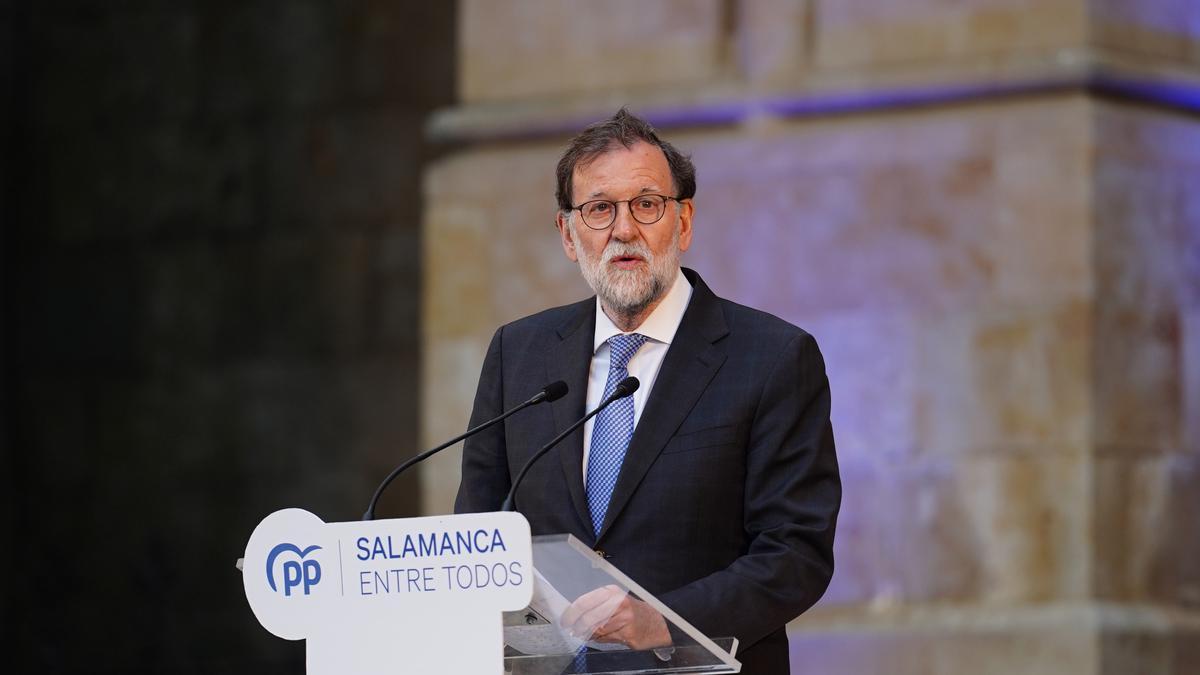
top-left (420, 335), bottom-right (495, 515)
top-left (1094, 100), bottom-right (1200, 170)
top-left (824, 458), bottom-right (987, 606)
top-left (1144, 454), bottom-right (1200, 608)
top-left (1091, 298), bottom-right (1184, 453)
top-left (423, 144), bottom-right (592, 339)
top-left (1090, 103), bottom-right (1198, 453)
top-left (1168, 628), bottom-right (1200, 675)
top-left (788, 608), bottom-right (1097, 675)
top-left (1099, 612), bottom-right (1200, 675)
top-left (789, 603), bottom-right (1200, 675)
top-left (956, 302), bottom-right (1091, 452)
top-left (991, 98), bottom-right (1093, 303)
top-left (806, 312), bottom-right (921, 464)
top-left (685, 97), bottom-right (1092, 317)
top-left (423, 200), bottom-right (499, 339)
top-left (1185, 307), bottom-right (1200, 454)
top-left (736, 0), bottom-right (813, 83)
top-left (459, 0), bottom-right (731, 102)
top-left (806, 301), bottom-right (1089, 463)
top-left (814, 0), bottom-right (1088, 68)
top-left (825, 452), bottom-right (1087, 608)
top-left (486, 193), bottom-right (594, 322)
top-left (1092, 455), bottom-right (1200, 607)
top-left (1089, 0), bottom-right (1200, 65)
top-left (950, 454), bottom-right (1089, 602)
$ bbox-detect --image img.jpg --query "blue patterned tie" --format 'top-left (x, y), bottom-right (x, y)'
top-left (586, 333), bottom-right (649, 536)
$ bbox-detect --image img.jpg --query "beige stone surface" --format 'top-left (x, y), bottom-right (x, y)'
top-left (1091, 102), bottom-right (1200, 454)
top-left (789, 611), bottom-right (1097, 675)
top-left (1090, 0), bottom-right (1200, 65)
top-left (1092, 454), bottom-right (1200, 607)
top-left (815, 0), bottom-right (1088, 68)
top-left (420, 335), bottom-right (495, 515)
top-left (459, 0), bottom-right (732, 103)
top-left (827, 452), bottom-right (1088, 607)
top-left (788, 603), bottom-right (1200, 675)
top-left (1186, 306), bottom-right (1200, 454)
top-left (686, 97), bottom-right (1092, 317)
top-left (736, 0), bottom-right (814, 84)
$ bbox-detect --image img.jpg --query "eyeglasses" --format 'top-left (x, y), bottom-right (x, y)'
top-left (569, 194), bottom-right (683, 230)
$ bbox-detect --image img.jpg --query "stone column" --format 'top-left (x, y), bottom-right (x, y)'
top-left (421, 1), bottom-right (1200, 672)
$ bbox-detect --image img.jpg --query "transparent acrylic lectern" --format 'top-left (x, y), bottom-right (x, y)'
top-left (503, 535), bottom-right (741, 674)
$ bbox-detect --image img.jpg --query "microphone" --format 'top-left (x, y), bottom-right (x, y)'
top-left (501, 376), bottom-right (639, 512)
top-left (363, 380), bottom-right (568, 520)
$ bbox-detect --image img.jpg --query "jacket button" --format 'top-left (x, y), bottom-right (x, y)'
top-left (593, 548), bottom-right (607, 559)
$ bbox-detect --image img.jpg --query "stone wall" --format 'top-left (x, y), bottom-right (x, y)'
top-left (423, 1), bottom-right (1200, 672)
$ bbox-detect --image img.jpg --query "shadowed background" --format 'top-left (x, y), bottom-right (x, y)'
top-left (4, 1), bottom-right (454, 671)
top-left (4, 1), bottom-right (1199, 674)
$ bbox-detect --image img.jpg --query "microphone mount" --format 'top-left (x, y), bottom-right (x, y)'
top-left (501, 376), bottom-right (640, 512)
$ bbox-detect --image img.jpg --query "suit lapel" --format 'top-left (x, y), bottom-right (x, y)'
top-left (546, 300), bottom-right (596, 536)
top-left (596, 270), bottom-right (729, 543)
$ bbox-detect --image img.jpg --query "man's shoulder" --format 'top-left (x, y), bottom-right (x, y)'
top-left (711, 294), bottom-right (815, 348)
top-left (498, 296), bottom-right (593, 338)
top-left (684, 267), bottom-right (815, 349)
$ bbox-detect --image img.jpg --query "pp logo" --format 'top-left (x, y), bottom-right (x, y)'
top-left (265, 543), bottom-right (323, 597)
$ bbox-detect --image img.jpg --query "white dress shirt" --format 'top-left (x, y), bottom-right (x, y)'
top-left (582, 267), bottom-right (693, 483)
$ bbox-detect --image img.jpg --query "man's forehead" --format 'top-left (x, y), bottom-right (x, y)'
top-left (576, 139), bottom-right (666, 166)
top-left (572, 141), bottom-right (672, 192)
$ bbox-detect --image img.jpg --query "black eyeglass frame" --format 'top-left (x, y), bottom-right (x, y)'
top-left (567, 194), bottom-right (685, 230)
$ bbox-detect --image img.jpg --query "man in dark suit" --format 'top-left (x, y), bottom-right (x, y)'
top-left (455, 109), bottom-right (840, 674)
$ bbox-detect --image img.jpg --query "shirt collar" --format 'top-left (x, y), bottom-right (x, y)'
top-left (593, 267), bottom-right (693, 352)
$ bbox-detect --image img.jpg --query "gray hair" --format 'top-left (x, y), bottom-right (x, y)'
top-left (554, 108), bottom-right (696, 212)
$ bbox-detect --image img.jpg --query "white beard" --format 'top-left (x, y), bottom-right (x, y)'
top-left (571, 218), bottom-right (680, 321)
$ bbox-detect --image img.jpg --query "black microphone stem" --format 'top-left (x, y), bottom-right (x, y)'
top-left (363, 381), bottom-right (566, 521)
top-left (500, 406), bottom-right (598, 513)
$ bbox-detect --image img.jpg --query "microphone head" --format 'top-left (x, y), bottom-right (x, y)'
top-left (542, 380), bottom-right (569, 402)
top-left (614, 376), bottom-right (640, 397)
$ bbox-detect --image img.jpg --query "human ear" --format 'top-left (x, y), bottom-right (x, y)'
top-left (556, 211), bottom-right (579, 262)
top-left (676, 199), bottom-right (695, 252)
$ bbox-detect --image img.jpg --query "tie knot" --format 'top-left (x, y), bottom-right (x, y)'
top-left (608, 333), bottom-right (648, 369)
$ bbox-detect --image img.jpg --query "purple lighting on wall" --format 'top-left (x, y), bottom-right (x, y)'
top-left (1092, 75), bottom-right (1200, 113)
top-left (640, 74), bottom-right (1200, 133)
top-left (644, 80), bottom-right (1082, 130)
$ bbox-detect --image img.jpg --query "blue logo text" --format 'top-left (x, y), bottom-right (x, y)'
top-left (266, 543), bottom-right (323, 596)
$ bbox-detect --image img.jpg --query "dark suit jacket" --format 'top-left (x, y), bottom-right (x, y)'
top-left (455, 268), bottom-right (840, 674)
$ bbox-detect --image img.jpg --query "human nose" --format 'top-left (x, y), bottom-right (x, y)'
top-left (609, 203), bottom-right (640, 240)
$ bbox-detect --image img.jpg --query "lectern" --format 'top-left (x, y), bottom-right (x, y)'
top-left (240, 509), bottom-right (741, 674)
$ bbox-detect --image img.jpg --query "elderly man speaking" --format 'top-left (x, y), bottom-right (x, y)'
top-left (456, 108), bottom-right (841, 674)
